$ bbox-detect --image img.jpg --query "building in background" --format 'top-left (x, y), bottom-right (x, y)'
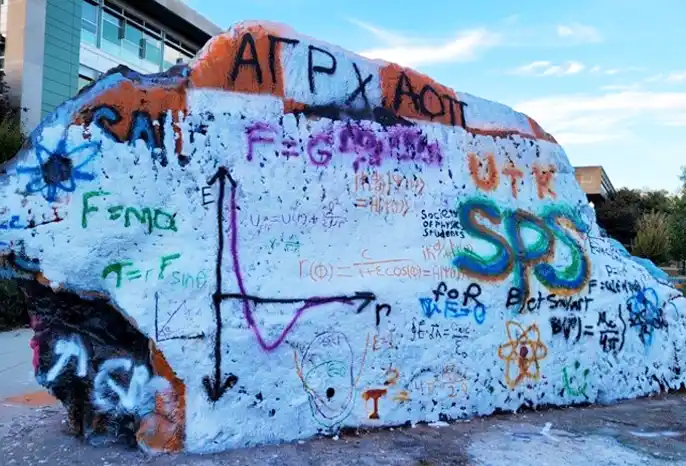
top-left (1, 0), bottom-right (221, 132)
top-left (0, 1), bottom-right (6, 71)
top-left (574, 165), bottom-right (617, 205)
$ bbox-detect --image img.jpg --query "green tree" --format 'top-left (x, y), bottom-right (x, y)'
top-left (595, 188), bottom-right (643, 248)
top-left (0, 70), bottom-right (26, 165)
top-left (595, 188), bottom-right (674, 250)
top-left (670, 197), bottom-right (686, 274)
top-left (632, 211), bottom-right (671, 265)
top-left (638, 189), bottom-right (673, 214)
top-left (0, 70), bottom-right (28, 331)
top-left (669, 166), bottom-right (686, 273)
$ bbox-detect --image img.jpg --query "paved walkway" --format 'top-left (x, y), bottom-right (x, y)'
top-left (0, 329), bottom-right (43, 400)
top-left (2, 393), bottom-right (686, 465)
top-left (2, 329), bottom-right (686, 465)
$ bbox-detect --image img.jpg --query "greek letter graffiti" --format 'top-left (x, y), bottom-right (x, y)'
top-left (44, 334), bottom-right (88, 383)
top-left (93, 358), bottom-right (170, 416)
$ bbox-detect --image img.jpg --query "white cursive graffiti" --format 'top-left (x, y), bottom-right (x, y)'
top-left (93, 358), bottom-right (169, 416)
top-left (45, 334), bottom-right (88, 383)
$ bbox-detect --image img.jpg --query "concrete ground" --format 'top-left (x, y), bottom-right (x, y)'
top-left (0, 328), bottom-right (42, 399)
top-left (2, 329), bottom-right (686, 465)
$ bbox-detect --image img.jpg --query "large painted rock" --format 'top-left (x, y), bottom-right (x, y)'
top-left (1, 21), bottom-right (685, 454)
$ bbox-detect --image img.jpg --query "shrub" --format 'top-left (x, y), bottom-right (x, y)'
top-left (0, 117), bottom-right (26, 164)
top-left (632, 211), bottom-right (672, 265)
top-left (0, 281), bottom-right (28, 331)
top-left (0, 72), bottom-right (28, 330)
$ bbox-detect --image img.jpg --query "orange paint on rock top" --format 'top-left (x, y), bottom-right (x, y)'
top-left (69, 24), bottom-right (559, 146)
top-left (527, 116), bottom-right (557, 143)
top-left (380, 63), bottom-right (465, 127)
top-left (74, 80), bottom-right (187, 155)
top-left (190, 24), bottom-right (289, 96)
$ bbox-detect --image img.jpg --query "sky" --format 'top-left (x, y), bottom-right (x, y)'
top-left (184, 0), bottom-right (686, 192)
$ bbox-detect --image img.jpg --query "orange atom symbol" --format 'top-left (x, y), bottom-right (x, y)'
top-left (497, 322), bottom-right (548, 389)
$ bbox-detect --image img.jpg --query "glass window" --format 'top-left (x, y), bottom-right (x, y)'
top-left (79, 64), bottom-right (101, 81)
top-left (102, 11), bottom-right (122, 45)
top-left (80, 0), bottom-right (98, 46)
top-left (78, 75), bottom-right (92, 91)
top-left (103, 1), bottom-right (122, 15)
top-left (142, 33), bottom-right (162, 68)
top-left (163, 44), bottom-right (193, 70)
top-left (81, 1), bottom-right (97, 25)
top-left (122, 22), bottom-right (143, 61)
top-left (163, 44), bottom-right (182, 70)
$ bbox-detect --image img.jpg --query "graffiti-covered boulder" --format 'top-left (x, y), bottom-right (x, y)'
top-left (1, 21), bottom-right (685, 454)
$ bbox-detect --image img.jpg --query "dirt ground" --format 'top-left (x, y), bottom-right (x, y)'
top-left (2, 392), bottom-right (686, 465)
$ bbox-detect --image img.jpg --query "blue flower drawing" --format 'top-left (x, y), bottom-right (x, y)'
top-left (17, 137), bottom-right (100, 202)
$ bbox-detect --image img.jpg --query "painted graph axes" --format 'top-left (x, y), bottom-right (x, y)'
top-left (202, 166), bottom-right (376, 402)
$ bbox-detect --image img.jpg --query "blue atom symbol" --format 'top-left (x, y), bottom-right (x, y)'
top-left (16, 137), bottom-right (100, 202)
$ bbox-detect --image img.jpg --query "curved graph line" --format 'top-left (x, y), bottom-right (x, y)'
top-left (203, 167), bottom-right (376, 400)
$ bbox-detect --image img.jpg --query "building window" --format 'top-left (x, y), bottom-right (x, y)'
top-left (78, 64), bottom-right (101, 91)
top-left (142, 33), bottom-right (162, 67)
top-left (122, 22), bottom-right (143, 62)
top-left (163, 44), bottom-right (192, 70)
top-left (81, 0), bottom-right (98, 46)
top-left (101, 10), bottom-right (123, 57)
top-left (81, 0), bottom-right (198, 72)
top-left (78, 75), bottom-right (92, 90)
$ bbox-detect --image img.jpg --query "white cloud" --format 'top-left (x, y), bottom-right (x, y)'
top-left (666, 71), bottom-right (686, 83)
top-left (644, 71), bottom-right (686, 84)
top-left (512, 62), bottom-right (639, 78)
top-left (359, 29), bottom-right (500, 67)
top-left (645, 74), bottom-right (664, 83)
top-left (511, 60), bottom-right (585, 77)
top-left (346, 18), bottom-right (410, 47)
top-left (348, 19), bottom-right (605, 68)
top-left (593, 67), bottom-right (627, 75)
top-left (515, 91), bottom-right (686, 145)
top-left (600, 83), bottom-right (641, 91)
top-left (348, 19), bottom-right (500, 67)
top-left (556, 23), bottom-right (602, 43)
top-left (663, 114), bottom-right (686, 127)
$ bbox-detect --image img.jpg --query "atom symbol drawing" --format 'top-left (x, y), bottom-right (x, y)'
top-left (498, 322), bottom-right (548, 389)
top-left (16, 136), bottom-right (100, 202)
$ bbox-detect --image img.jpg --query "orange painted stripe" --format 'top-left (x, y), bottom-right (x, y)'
top-left (74, 80), bottom-right (187, 155)
top-left (70, 27), bottom-right (558, 147)
top-left (190, 24), bottom-right (287, 97)
top-left (527, 116), bottom-right (557, 143)
top-left (380, 63), bottom-right (463, 126)
top-left (467, 126), bottom-right (549, 143)
top-left (2, 390), bottom-right (58, 407)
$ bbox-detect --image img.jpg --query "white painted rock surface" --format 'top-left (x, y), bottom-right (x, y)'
top-left (1, 20), bottom-right (684, 454)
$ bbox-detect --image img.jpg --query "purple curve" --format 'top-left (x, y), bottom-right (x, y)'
top-left (254, 297), bottom-right (355, 351)
top-left (228, 180), bottom-right (355, 351)
top-left (228, 183), bottom-right (254, 327)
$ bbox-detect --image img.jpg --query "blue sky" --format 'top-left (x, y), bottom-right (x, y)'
top-left (185, 0), bottom-right (686, 192)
